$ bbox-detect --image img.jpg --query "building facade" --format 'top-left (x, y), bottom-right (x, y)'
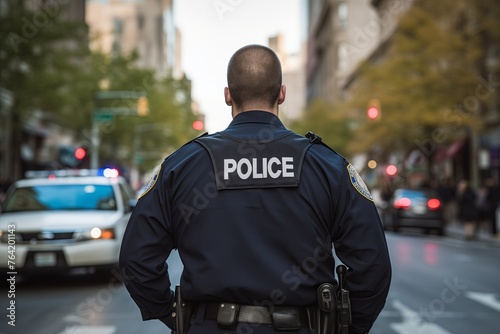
top-left (86, 0), bottom-right (180, 78)
top-left (306, 0), bottom-right (380, 105)
top-left (306, 0), bottom-right (500, 187)
top-left (268, 34), bottom-right (306, 122)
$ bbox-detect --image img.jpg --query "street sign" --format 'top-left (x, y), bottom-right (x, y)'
top-left (94, 107), bottom-right (139, 115)
top-left (94, 113), bottom-right (113, 122)
top-left (94, 91), bottom-right (146, 99)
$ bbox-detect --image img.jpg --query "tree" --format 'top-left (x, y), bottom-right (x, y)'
top-left (0, 1), bottom-right (199, 179)
top-left (0, 1), bottom-right (94, 178)
top-left (346, 0), bottom-right (490, 162)
top-left (289, 100), bottom-right (354, 157)
top-left (92, 51), bottom-right (197, 175)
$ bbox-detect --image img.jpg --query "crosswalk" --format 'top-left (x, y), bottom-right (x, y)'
top-left (465, 292), bottom-right (500, 312)
top-left (53, 292), bottom-right (500, 334)
top-left (378, 291), bottom-right (500, 334)
top-left (390, 299), bottom-right (453, 334)
top-left (57, 326), bottom-right (116, 334)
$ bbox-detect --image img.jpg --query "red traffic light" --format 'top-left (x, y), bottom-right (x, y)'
top-left (74, 147), bottom-right (87, 160)
top-left (385, 164), bottom-right (398, 176)
top-left (192, 120), bottom-right (204, 131)
top-left (367, 106), bottom-right (380, 119)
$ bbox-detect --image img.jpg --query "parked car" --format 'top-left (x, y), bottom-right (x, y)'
top-left (0, 169), bottom-right (136, 276)
top-left (381, 188), bottom-right (445, 235)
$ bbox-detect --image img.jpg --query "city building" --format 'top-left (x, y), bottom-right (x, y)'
top-left (268, 34), bottom-right (306, 122)
top-left (86, 0), bottom-right (180, 78)
top-left (306, 0), bottom-right (380, 105)
top-left (305, 0), bottom-right (500, 187)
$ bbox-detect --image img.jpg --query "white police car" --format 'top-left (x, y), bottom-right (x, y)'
top-left (0, 169), bottom-right (136, 276)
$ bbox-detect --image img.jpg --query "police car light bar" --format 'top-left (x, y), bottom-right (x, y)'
top-left (25, 168), bottom-right (119, 179)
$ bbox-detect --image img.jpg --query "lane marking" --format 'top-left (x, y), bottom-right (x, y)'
top-left (390, 299), bottom-right (452, 334)
top-left (465, 292), bottom-right (500, 312)
top-left (58, 326), bottom-right (116, 334)
top-left (379, 310), bottom-right (465, 318)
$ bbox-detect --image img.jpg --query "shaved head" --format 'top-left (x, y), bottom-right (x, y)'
top-left (227, 45), bottom-right (282, 110)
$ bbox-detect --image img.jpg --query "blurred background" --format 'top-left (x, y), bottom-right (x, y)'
top-left (1, 1), bottom-right (500, 334)
top-left (1, 0), bottom-right (499, 193)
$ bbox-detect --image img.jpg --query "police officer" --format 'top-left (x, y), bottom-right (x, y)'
top-left (119, 45), bottom-right (391, 334)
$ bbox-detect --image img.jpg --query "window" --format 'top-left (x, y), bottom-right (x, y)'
top-left (112, 18), bottom-right (123, 57)
top-left (337, 42), bottom-right (349, 70)
top-left (337, 2), bottom-right (348, 29)
top-left (119, 183), bottom-right (135, 212)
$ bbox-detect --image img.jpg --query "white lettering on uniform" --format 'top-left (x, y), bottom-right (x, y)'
top-left (224, 159), bottom-right (237, 179)
top-left (268, 157), bottom-right (281, 178)
top-left (223, 157), bottom-right (295, 180)
top-left (237, 159), bottom-right (252, 179)
top-left (282, 157), bottom-right (294, 177)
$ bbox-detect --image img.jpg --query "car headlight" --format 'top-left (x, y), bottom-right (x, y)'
top-left (89, 227), bottom-right (115, 240)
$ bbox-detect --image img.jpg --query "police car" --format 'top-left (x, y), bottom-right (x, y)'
top-left (0, 169), bottom-right (136, 276)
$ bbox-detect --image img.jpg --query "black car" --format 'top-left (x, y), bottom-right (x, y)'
top-left (381, 188), bottom-right (445, 235)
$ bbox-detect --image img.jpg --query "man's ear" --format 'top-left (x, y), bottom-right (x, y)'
top-left (278, 85), bottom-right (286, 105)
top-left (224, 87), bottom-right (232, 106)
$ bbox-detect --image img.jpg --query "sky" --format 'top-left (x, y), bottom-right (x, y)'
top-left (174, 0), bottom-right (304, 133)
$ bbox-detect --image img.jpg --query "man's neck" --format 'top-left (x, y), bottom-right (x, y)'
top-left (232, 106), bottom-right (278, 118)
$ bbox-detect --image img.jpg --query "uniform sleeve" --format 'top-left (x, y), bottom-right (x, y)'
top-left (331, 162), bottom-right (392, 334)
top-left (119, 164), bottom-right (175, 328)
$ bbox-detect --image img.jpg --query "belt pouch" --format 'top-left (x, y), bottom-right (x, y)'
top-left (271, 306), bottom-right (301, 330)
top-left (217, 303), bottom-right (240, 329)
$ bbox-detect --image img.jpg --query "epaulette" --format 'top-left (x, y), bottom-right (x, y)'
top-left (304, 131), bottom-right (347, 162)
top-left (305, 131), bottom-right (322, 144)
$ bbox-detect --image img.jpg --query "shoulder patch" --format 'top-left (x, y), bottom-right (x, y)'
top-left (347, 164), bottom-right (373, 201)
top-left (138, 165), bottom-right (161, 199)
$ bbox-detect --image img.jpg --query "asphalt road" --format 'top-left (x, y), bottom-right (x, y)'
top-left (1, 231), bottom-right (499, 334)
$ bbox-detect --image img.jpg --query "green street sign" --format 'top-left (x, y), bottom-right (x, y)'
top-left (94, 113), bottom-right (113, 122)
top-left (94, 91), bottom-right (146, 99)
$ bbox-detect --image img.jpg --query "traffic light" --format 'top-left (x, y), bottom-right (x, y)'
top-left (367, 160), bottom-right (377, 169)
top-left (59, 146), bottom-right (88, 167)
top-left (367, 98), bottom-right (381, 120)
top-left (385, 164), bottom-right (398, 176)
top-left (137, 96), bottom-right (149, 116)
top-left (192, 120), bottom-right (204, 131)
top-left (74, 147), bottom-right (87, 160)
top-left (192, 114), bottom-right (205, 131)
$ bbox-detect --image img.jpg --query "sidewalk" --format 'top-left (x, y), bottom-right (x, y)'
top-left (445, 221), bottom-right (500, 247)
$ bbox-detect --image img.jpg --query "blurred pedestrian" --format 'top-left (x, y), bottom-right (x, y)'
top-left (456, 179), bottom-right (479, 240)
top-left (435, 178), bottom-right (456, 225)
top-left (485, 177), bottom-right (500, 237)
top-left (476, 181), bottom-right (489, 231)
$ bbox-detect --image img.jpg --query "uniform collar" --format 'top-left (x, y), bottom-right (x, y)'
top-left (228, 110), bottom-right (285, 129)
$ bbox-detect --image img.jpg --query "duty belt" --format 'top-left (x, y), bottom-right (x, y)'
top-left (202, 302), bottom-right (310, 330)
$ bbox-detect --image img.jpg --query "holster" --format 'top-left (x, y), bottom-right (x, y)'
top-left (316, 283), bottom-right (338, 334)
top-left (172, 285), bottom-right (194, 334)
top-left (314, 265), bottom-right (352, 334)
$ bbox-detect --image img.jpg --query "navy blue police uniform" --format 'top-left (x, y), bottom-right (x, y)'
top-left (119, 110), bottom-right (391, 334)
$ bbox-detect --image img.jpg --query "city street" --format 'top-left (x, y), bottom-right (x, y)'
top-left (1, 231), bottom-right (500, 334)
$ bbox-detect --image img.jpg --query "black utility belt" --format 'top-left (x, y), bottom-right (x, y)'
top-left (202, 302), bottom-right (310, 330)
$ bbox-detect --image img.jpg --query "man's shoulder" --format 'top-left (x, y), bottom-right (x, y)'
top-left (163, 133), bottom-right (211, 163)
top-left (302, 132), bottom-right (348, 165)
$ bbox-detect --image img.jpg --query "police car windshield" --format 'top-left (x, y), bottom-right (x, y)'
top-left (3, 184), bottom-right (117, 212)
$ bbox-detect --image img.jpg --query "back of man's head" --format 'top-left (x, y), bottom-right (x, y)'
top-left (227, 45), bottom-right (282, 110)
